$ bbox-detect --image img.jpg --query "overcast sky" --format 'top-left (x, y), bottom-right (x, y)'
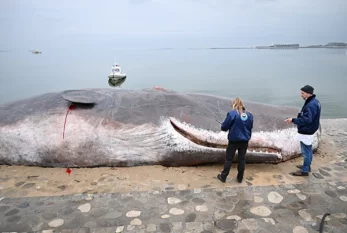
top-left (1, 0), bottom-right (346, 49)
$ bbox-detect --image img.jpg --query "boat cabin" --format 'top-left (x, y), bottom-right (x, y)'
top-left (111, 64), bottom-right (122, 73)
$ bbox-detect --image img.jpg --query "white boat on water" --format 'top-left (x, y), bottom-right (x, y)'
top-left (108, 63), bottom-right (126, 80)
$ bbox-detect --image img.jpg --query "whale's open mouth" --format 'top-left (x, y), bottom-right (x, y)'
top-left (169, 119), bottom-right (281, 154)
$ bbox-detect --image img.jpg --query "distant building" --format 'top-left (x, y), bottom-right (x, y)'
top-left (325, 42), bottom-right (347, 47)
top-left (272, 44), bottom-right (299, 48)
top-left (255, 44), bottom-right (299, 49)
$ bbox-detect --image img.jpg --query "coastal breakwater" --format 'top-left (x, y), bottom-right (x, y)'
top-left (207, 42), bottom-right (347, 50)
top-left (255, 42), bottom-right (347, 49)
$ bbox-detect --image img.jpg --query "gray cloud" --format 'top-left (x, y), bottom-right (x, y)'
top-left (0, 0), bottom-right (346, 49)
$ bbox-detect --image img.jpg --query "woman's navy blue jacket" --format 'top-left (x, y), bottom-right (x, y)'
top-left (221, 110), bottom-right (253, 142)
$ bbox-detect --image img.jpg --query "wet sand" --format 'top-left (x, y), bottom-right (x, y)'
top-left (0, 138), bottom-right (340, 198)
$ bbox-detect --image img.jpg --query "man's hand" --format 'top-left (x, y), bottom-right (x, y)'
top-left (284, 118), bottom-right (293, 124)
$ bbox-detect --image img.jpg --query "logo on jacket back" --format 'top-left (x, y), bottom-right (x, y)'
top-left (240, 113), bottom-right (248, 121)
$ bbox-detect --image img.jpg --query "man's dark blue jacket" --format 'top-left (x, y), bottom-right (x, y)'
top-left (221, 110), bottom-right (253, 142)
top-left (292, 95), bottom-right (321, 135)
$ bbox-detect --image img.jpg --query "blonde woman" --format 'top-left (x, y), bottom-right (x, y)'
top-left (217, 98), bottom-right (253, 183)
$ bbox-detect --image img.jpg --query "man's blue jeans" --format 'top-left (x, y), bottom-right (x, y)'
top-left (300, 141), bottom-right (312, 173)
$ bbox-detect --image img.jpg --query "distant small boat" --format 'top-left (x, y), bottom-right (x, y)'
top-left (30, 49), bottom-right (42, 54)
top-left (108, 63), bottom-right (126, 80)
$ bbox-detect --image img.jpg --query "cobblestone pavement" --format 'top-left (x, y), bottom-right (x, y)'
top-left (1, 119), bottom-right (347, 233)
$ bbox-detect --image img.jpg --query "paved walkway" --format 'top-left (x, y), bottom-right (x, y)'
top-left (1, 119), bottom-right (347, 233)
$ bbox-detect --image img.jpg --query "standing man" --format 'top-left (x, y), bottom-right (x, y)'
top-left (217, 98), bottom-right (253, 183)
top-left (285, 85), bottom-right (321, 176)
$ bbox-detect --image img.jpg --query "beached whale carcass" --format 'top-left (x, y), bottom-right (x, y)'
top-left (0, 88), bottom-right (320, 167)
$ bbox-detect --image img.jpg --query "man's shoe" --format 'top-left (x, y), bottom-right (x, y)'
top-left (217, 174), bottom-right (226, 183)
top-left (296, 165), bottom-right (311, 172)
top-left (291, 171), bottom-right (309, 176)
top-left (237, 177), bottom-right (242, 183)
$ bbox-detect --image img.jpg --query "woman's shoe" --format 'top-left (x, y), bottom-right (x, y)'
top-left (217, 174), bottom-right (226, 183)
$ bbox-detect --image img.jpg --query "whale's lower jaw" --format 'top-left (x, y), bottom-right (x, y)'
top-left (159, 151), bottom-right (292, 167)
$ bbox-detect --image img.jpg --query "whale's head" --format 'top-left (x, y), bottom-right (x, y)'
top-left (166, 117), bottom-right (320, 165)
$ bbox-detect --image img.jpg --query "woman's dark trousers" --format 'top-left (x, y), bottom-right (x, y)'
top-left (221, 141), bottom-right (248, 180)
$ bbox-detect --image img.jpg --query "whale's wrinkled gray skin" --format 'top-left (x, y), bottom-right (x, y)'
top-left (0, 88), bottom-right (320, 167)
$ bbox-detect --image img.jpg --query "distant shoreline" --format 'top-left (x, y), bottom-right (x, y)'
top-left (1, 46), bottom-right (346, 52)
top-left (205, 46), bottom-right (347, 50)
top-left (255, 46), bottom-right (347, 49)
top-left (254, 42), bottom-right (347, 50)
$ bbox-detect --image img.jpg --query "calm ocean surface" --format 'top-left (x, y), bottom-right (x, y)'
top-left (0, 48), bottom-right (346, 119)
